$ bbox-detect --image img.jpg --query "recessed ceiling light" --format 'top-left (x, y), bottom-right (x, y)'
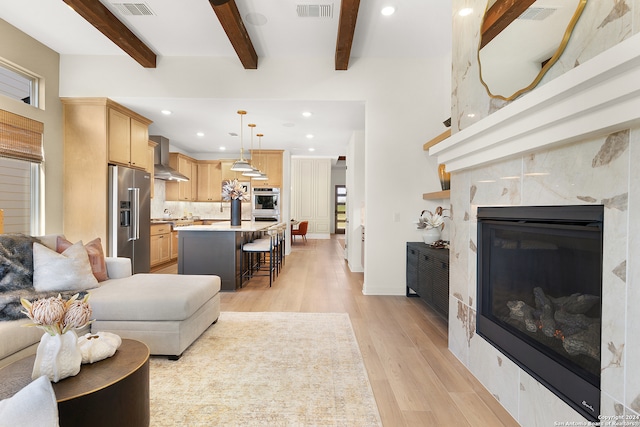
top-left (306, 134), bottom-right (314, 139)
top-left (458, 8), bottom-right (473, 17)
top-left (467, 113), bottom-right (476, 118)
top-left (245, 12), bottom-right (267, 26)
top-left (219, 146), bottom-right (226, 151)
top-left (302, 111), bottom-right (312, 117)
top-left (196, 132), bottom-right (204, 137)
top-left (308, 148), bottom-right (315, 152)
top-left (381, 6), bottom-right (395, 16)
top-left (161, 110), bottom-right (172, 115)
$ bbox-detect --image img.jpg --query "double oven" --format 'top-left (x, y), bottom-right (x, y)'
top-left (252, 187), bottom-right (280, 222)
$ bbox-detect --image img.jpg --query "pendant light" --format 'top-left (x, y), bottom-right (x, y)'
top-left (242, 123), bottom-right (262, 177)
top-left (230, 110), bottom-right (253, 172)
top-left (253, 132), bottom-right (269, 180)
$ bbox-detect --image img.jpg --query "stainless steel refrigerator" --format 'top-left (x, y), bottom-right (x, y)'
top-left (108, 165), bottom-right (151, 274)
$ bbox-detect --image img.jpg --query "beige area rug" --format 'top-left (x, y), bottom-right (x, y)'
top-left (149, 312), bottom-right (382, 426)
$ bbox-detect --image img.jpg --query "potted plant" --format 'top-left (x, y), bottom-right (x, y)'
top-left (417, 206), bottom-right (448, 244)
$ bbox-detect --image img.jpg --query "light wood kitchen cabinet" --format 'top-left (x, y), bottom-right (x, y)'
top-left (220, 160), bottom-right (242, 182)
top-left (171, 230), bottom-right (179, 260)
top-left (191, 161), bottom-right (199, 201)
top-left (197, 160), bottom-right (222, 201)
top-left (61, 98), bottom-right (152, 246)
top-left (150, 224), bottom-right (171, 267)
top-left (250, 149), bottom-right (283, 187)
top-left (107, 105), bottom-right (150, 170)
top-left (166, 153), bottom-right (197, 201)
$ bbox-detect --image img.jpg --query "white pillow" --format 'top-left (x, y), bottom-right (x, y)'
top-left (0, 375), bottom-right (59, 427)
top-left (33, 241), bottom-right (99, 292)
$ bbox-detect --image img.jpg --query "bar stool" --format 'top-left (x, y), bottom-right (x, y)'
top-left (271, 223), bottom-right (286, 276)
top-left (253, 223), bottom-right (286, 277)
top-left (241, 228), bottom-right (277, 287)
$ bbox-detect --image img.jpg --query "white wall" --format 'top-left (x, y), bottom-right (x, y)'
top-left (346, 131), bottom-right (365, 273)
top-left (58, 54), bottom-right (451, 295)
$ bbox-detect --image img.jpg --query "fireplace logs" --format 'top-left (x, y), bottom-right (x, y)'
top-left (507, 287), bottom-right (600, 361)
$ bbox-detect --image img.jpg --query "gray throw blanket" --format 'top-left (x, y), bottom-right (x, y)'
top-left (0, 234), bottom-right (86, 321)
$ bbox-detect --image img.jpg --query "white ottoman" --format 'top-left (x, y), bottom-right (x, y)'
top-left (89, 274), bottom-right (220, 358)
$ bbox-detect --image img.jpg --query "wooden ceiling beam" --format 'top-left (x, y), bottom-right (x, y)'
top-left (209, 0), bottom-right (258, 70)
top-left (62, 0), bottom-right (157, 68)
top-left (480, 0), bottom-right (536, 50)
top-left (335, 0), bottom-right (360, 70)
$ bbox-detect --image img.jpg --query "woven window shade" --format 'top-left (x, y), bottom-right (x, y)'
top-left (0, 109), bottom-right (44, 163)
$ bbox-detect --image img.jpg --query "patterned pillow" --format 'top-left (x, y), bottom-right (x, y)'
top-left (56, 237), bottom-right (108, 282)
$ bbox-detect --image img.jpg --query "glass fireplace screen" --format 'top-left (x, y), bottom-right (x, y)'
top-left (477, 205), bottom-right (603, 421)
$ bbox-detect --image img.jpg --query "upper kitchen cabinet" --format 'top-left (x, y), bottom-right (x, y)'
top-left (165, 153), bottom-right (197, 201)
top-left (220, 160), bottom-right (242, 182)
top-left (197, 160), bottom-right (222, 202)
top-left (62, 98), bottom-right (152, 171)
top-left (108, 107), bottom-right (150, 170)
top-left (249, 150), bottom-right (283, 188)
top-left (61, 97), bottom-right (152, 245)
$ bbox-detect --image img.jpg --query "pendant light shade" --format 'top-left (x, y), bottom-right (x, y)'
top-left (242, 123), bottom-right (262, 176)
top-left (231, 158), bottom-right (252, 172)
top-left (242, 168), bottom-right (262, 177)
top-left (230, 110), bottom-right (254, 172)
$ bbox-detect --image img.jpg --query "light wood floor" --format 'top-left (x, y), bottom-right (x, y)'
top-left (155, 236), bottom-right (519, 427)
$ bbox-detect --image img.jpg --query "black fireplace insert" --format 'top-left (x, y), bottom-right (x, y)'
top-left (477, 205), bottom-right (603, 421)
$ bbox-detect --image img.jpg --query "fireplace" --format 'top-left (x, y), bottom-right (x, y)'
top-left (476, 205), bottom-right (603, 421)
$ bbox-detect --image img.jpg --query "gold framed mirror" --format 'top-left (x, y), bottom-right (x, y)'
top-left (478, 0), bottom-right (587, 101)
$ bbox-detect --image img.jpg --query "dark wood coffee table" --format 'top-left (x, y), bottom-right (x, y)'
top-left (0, 338), bottom-right (150, 427)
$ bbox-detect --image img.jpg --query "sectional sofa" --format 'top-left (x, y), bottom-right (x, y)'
top-left (0, 234), bottom-right (220, 368)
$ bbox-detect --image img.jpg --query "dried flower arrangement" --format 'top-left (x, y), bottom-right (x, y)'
top-left (417, 206), bottom-right (449, 230)
top-left (222, 179), bottom-right (249, 201)
top-left (21, 293), bottom-right (92, 335)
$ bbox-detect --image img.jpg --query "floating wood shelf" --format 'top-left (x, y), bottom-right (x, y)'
top-left (423, 129), bottom-right (451, 151)
top-left (423, 190), bottom-right (450, 200)
top-left (424, 129), bottom-right (452, 199)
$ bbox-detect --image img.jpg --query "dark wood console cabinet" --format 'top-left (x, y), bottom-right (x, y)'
top-left (406, 242), bottom-right (449, 320)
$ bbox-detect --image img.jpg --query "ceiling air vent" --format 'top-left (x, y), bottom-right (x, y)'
top-left (112, 3), bottom-right (155, 16)
top-left (296, 4), bottom-right (333, 18)
top-left (518, 7), bottom-right (556, 21)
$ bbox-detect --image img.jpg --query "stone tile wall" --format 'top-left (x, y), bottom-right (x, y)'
top-left (449, 1), bottom-right (640, 425)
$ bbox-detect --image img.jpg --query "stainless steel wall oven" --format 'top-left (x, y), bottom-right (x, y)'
top-left (252, 187), bottom-right (280, 222)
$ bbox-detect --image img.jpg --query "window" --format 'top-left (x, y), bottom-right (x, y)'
top-left (0, 58), bottom-right (39, 107)
top-left (0, 157), bottom-right (40, 234)
top-left (0, 109), bottom-right (44, 234)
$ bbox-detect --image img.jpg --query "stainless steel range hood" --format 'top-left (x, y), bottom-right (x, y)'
top-left (149, 135), bottom-right (189, 181)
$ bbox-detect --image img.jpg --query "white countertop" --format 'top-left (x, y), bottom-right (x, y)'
top-left (176, 221), bottom-right (273, 232)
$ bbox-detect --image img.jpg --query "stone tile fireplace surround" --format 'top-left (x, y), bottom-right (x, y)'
top-left (431, 27), bottom-right (640, 426)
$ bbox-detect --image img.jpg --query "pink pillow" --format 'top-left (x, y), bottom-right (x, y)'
top-left (56, 237), bottom-right (108, 282)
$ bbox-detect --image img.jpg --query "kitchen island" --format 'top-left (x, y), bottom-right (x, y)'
top-left (177, 221), bottom-right (272, 291)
